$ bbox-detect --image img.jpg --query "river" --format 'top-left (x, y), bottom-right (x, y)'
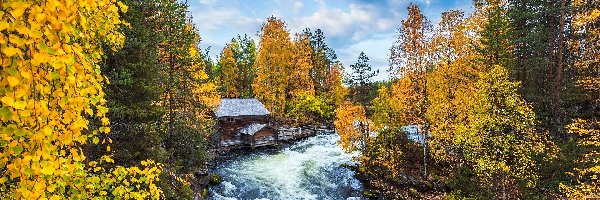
top-left (208, 130), bottom-right (364, 200)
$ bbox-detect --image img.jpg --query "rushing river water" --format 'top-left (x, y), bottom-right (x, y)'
top-left (209, 130), bottom-right (364, 200)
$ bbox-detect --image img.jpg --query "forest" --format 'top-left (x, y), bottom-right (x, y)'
top-left (0, 0), bottom-right (598, 199)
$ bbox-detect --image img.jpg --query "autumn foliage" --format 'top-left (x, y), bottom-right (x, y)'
top-left (334, 101), bottom-right (371, 152)
top-left (0, 0), bottom-right (161, 198)
top-left (1, 0), bottom-right (598, 199)
top-left (250, 17), bottom-right (345, 124)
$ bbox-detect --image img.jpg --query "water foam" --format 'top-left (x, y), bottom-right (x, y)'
top-left (209, 131), bottom-right (363, 200)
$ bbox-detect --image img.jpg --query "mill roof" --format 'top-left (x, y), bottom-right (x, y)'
top-left (215, 98), bottom-right (270, 117)
top-left (238, 123), bottom-right (268, 135)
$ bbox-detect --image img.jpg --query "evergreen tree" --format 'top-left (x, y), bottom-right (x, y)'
top-left (475, 4), bottom-right (514, 69)
top-left (304, 28), bottom-right (337, 94)
top-left (103, 0), bottom-right (166, 166)
top-left (103, 0), bottom-right (220, 197)
top-left (559, 0), bottom-right (600, 197)
top-left (506, 0), bottom-right (556, 133)
top-left (347, 52), bottom-right (378, 107)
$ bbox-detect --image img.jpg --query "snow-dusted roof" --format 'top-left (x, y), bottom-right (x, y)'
top-left (238, 123), bottom-right (268, 135)
top-left (215, 98), bottom-right (270, 117)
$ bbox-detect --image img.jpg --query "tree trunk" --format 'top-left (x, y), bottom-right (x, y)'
top-left (554, 0), bottom-right (567, 137)
top-left (547, 0), bottom-right (557, 134)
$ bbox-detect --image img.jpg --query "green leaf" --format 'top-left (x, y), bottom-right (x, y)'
top-left (7, 68), bottom-right (18, 76)
top-left (30, 30), bottom-right (43, 38)
top-left (11, 146), bottom-right (23, 155)
top-left (24, 168), bottom-right (33, 176)
top-left (0, 107), bottom-right (11, 119)
top-left (37, 43), bottom-right (55, 55)
top-left (14, 129), bottom-right (25, 137)
top-left (51, 71), bottom-right (60, 80)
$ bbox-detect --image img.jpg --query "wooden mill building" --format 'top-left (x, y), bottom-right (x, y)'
top-left (215, 98), bottom-right (275, 148)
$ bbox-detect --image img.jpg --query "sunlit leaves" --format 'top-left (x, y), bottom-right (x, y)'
top-left (289, 33), bottom-right (315, 99)
top-left (562, 1), bottom-right (600, 196)
top-left (286, 92), bottom-right (328, 123)
top-left (363, 4), bottom-right (549, 198)
top-left (0, 0), bottom-right (161, 198)
top-left (334, 101), bottom-right (372, 153)
top-left (218, 43), bottom-right (240, 98)
top-left (253, 17), bottom-right (294, 116)
top-left (560, 119), bottom-right (600, 198)
top-left (322, 62), bottom-right (348, 117)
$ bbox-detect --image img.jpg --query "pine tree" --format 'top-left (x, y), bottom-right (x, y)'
top-left (475, 3), bottom-right (514, 69)
top-left (347, 52), bottom-right (378, 107)
top-left (149, 1), bottom-right (220, 196)
top-left (102, 0), bottom-right (167, 166)
top-left (559, 0), bottom-right (600, 197)
top-left (306, 28), bottom-right (337, 94)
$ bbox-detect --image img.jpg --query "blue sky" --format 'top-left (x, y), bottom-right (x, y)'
top-left (188, 0), bottom-right (473, 81)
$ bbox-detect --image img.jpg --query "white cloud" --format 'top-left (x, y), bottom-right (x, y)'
top-left (338, 33), bottom-right (396, 81)
top-left (315, 0), bottom-right (325, 7)
top-left (192, 8), bottom-right (262, 32)
top-left (198, 0), bottom-right (217, 5)
top-left (293, 1), bottom-right (304, 13)
top-left (292, 3), bottom-right (398, 42)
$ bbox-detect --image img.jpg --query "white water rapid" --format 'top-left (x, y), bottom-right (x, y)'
top-left (209, 130), bottom-right (364, 200)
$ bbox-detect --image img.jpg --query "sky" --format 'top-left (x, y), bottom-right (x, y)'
top-left (188, 0), bottom-right (473, 81)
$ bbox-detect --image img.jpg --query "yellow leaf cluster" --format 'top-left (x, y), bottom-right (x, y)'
top-left (560, 119), bottom-right (600, 199)
top-left (289, 33), bottom-right (315, 99)
top-left (0, 0), bottom-right (161, 199)
top-left (252, 17), bottom-right (294, 116)
top-left (334, 101), bottom-right (372, 153)
top-left (218, 43), bottom-right (240, 98)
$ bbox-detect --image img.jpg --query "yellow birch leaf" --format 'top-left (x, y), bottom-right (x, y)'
top-left (47, 184), bottom-right (56, 193)
top-left (20, 70), bottom-right (31, 80)
top-left (1, 96), bottom-right (15, 105)
top-left (7, 76), bottom-right (19, 86)
top-left (117, 1), bottom-right (129, 13)
top-left (15, 88), bottom-right (27, 99)
top-left (101, 117), bottom-right (109, 125)
top-left (15, 25), bottom-right (29, 36)
top-left (10, 8), bottom-right (25, 19)
top-left (2, 46), bottom-right (19, 57)
top-left (13, 101), bottom-right (26, 110)
top-left (35, 13), bottom-right (46, 22)
top-left (0, 21), bottom-right (8, 31)
top-left (43, 126), bottom-right (52, 135)
top-left (40, 166), bottom-right (54, 175)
